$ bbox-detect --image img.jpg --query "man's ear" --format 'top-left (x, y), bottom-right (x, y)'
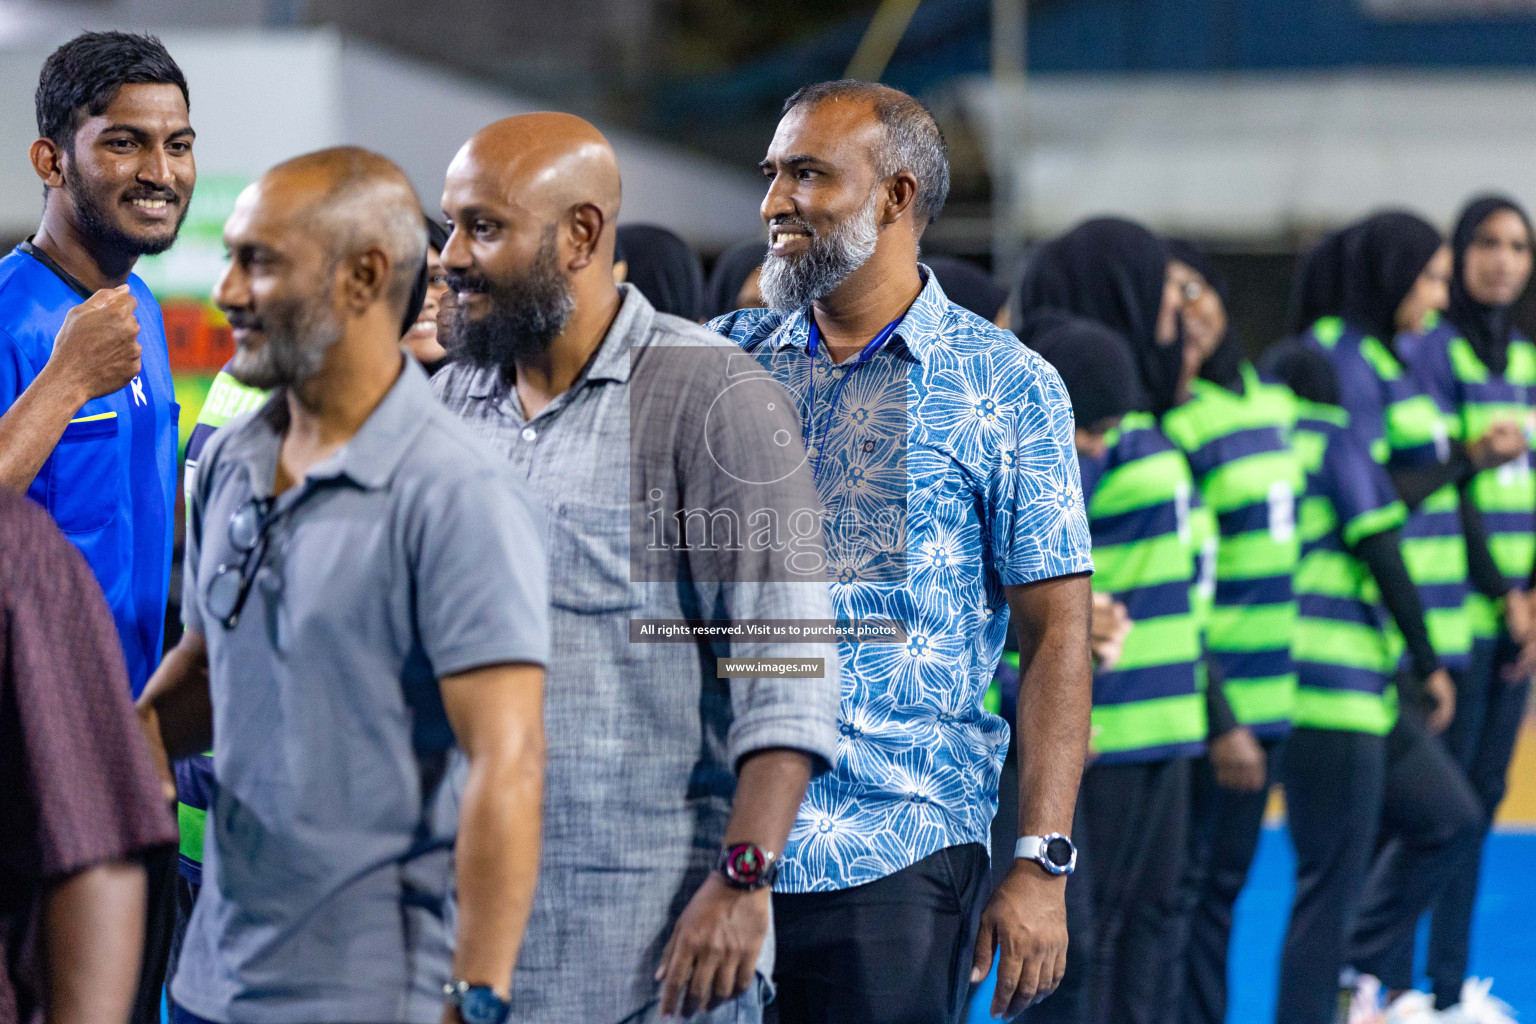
top-left (882, 170), bottom-right (919, 227)
top-left (342, 247), bottom-right (390, 316)
top-left (30, 137), bottom-right (66, 190)
top-left (566, 202), bottom-right (607, 272)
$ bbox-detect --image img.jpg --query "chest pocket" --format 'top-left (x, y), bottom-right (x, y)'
top-left (548, 500), bottom-right (640, 614)
top-left (48, 413), bottom-right (122, 534)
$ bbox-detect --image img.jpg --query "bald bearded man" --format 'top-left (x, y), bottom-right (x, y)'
top-left (432, 114), bottom-right (840, 1024)
top-left (136, 147), bottom-right (550, 1024)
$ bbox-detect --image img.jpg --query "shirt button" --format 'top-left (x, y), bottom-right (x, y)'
top-left (521, 427), bottom-right (537, 442)
top-left (830, 366), bottom-right (845, 377)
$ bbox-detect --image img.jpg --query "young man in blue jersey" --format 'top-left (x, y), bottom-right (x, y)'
top-left (0, 32), bottom-right (195, 1024)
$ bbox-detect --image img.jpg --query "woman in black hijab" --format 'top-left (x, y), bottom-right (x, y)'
top-left (706, 237), bottom-right (767, 319)
top-left (1017, 307), bottom-right (1142, 453)
top-left (402, 217), bottom-right (452, 375)
top-left (925, 255), bottom-right (1010, 327)
top-left (615, 224), bottom-right (706, 321)
top-left (1019, 216), bottom-right (1184, 416)
top-left (1389, 194), bottom-right (1536, 1011)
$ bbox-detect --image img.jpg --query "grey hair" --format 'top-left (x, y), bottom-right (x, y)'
top-left (275, 146), bottom-right (427, 318)
top-left (782, 80), bottom-right (950, 225)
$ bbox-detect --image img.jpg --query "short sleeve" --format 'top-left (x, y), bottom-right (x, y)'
top-left (0, 326), bottom-right (35, 412)
top-left (180, 432), bottom-right (212, 638)
top-left (990, 360), bottom-right (1094, 585)
top-left (1331, 350), bottom-right (1390, 463)
top-left (413, 469), bottom-right (550, 677)
top-left (1323, 426), bottom-right (1407, 548)
top-left (2, 498), bottom-right (176, 880)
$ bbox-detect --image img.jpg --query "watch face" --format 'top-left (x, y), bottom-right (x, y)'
top-left (1044, 837), bottom-right (1074, 867)
top-left (725, 843), bottom-right (766, 884)
top-left (459, 987), bottom-right (509, 1024)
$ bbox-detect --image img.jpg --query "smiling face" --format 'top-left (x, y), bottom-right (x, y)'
top-left (401, 244), bottom-right (449, 363)
top-left (215, 179), bottom-right (345, 390)
top-left (755, 99), bottom-right (891, 311)
top-left (53, 82), bottom-right (195, 257)
top-left (1464, 208), bottom-right (1533, 308)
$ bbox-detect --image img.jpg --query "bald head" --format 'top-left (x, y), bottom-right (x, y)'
top-left (439, 114), bottom-right (628, 378)
top-left (448, 112), bottom-right (620, 238)
top-left (217, 146), bottom-right (427, 390)
top-left (256, 146), bottom-right (427, 317)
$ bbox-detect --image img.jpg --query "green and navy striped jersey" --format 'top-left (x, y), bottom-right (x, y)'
top-left (1162, 363), bottom-right (1302, 737)
top-left (1307, 316), bottom-right (1472, 669)
top-left (1403, 324), bottom-right (1536, 639)
top-left (1291, 401), bottom-right (1405, 735)
top-left (174, 364), bottom-right (270, 882)
top-left (1080, 412), bottom-right (1206, 763)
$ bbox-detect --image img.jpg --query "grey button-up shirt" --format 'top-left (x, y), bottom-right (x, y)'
top-left (174, 359), bottom-right (549, 1024)
top-left (434, 285), bottom-right (840, 1024)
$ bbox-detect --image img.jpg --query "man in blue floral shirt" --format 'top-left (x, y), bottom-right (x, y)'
top-left (711, 80), bottom-right (1094, 1024)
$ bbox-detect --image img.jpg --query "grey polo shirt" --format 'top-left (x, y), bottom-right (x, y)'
top-left (172, 358), bottom-right (549, 1024)
top-left (433, 284), bottom-right (840, 1024)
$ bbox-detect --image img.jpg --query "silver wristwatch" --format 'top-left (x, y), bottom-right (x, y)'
top-left (1015, 833), bottom-right (1077, 876)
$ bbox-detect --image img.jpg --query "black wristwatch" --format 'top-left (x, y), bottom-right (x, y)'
top-left (443, 981), bottom-right (510, 1024)
top-left (716, 842), bottom-right (780, 890)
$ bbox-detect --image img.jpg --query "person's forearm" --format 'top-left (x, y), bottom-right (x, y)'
top-left (1354, 529), bottom-right (1440, 681)
top-left (1204, 652), bottom-right (1239, 738)
top-left (1388, 444), bottom-right (1473, 510)
top-left (1459, 480), bottom-right (1510, 600)
top-left (0, 363), bottom-right (87, 492)
top-left (136, 633), bottom-right (213, 760)
top-left (44, 860), bottom-right (146, 1024)
top-left (724, 748), bottom-right (814, 852)
top-left (452, 719), bottom-right (544, 996)
top-left (1009, 576), bottom-right (1092, 836)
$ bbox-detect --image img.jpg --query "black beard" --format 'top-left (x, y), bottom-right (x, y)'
top-left (446, 228), bottom-right (574, 379)
top-left (65, 169), bottom-right (188, 260)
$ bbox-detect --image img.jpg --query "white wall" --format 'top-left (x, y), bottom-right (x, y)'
top-left (0, 27), bottom-right (765, 249)
top-left (965, 72), bottom-right (1536, 243)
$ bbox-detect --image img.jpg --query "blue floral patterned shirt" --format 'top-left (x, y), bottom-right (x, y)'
top-left (710, 269), bottom-right (1093, 892)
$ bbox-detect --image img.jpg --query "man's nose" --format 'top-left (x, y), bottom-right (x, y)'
top-left (761, 175), bottom-right (796, 225)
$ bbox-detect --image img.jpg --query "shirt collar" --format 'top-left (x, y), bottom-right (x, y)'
top-left (238, 356), bottom-right (434, 496)
top-left (464, 282), bottom-right (653, 399)
top-left (766, 264), bottom-right (953, 366)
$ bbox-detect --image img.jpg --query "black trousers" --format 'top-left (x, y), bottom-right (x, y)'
top-left (770, 843), bottom-right (990, 1024)
top-left (1170, 737), bottom-right (1282, 1024)
top-left (131, 844), bottom-right (180, 1024)
top-left (1024, 758), bottom-right (1192, 1024)
top-left (1349, 708), bottom-right (1483, 990)
top-left (1382, 637), bottom-right (1531, 1007)
top-left (1277, 727), bottom-right (1387, 1024)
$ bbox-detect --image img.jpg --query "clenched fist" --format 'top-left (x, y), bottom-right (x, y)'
top-left (48, 285), bottom-right (141, 404)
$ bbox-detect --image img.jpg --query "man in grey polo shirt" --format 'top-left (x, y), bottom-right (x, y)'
top-left (137, 148), bottom-right (549, 1024)
top-left (432, 114), bottom-right (840, 1024)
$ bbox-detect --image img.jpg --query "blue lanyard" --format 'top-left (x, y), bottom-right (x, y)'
top-left (805, 316), bottom-right (902, 481)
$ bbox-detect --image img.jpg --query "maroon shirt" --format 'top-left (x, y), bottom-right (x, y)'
top-left (0, 489), bottom-right (176, 1024)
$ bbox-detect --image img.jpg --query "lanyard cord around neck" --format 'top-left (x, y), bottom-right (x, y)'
top-left (805, 316), bottom-right (903, 481)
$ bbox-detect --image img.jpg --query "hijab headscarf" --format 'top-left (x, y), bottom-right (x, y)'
top-left (426, 217), bottom-right (449, 255)
top-left (1447, 194), bottom-right (1534, 376)
top-left (707, 237), bottom-right (769, 319)
top-left (1019, 216), bottom-right (1181, 415)
top-left (924, 255), bottom-right (1008, 322)
top-left (1167, 238), bottom-right (1244, 391)
top-left (1017, 307), bottom-right (1144, 427)
top-left (1286, 228), bottom-right (1350, 337)
top-left (1260, 339), bottom-right (1341, 408)
top-left (1339, 211), bottom-right (1444, 351)
top-left (616, 224), bottom-right (706, 321)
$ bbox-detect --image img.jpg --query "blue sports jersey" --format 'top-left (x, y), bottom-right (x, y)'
top-left (0, 243), bottom-right (179, 696)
